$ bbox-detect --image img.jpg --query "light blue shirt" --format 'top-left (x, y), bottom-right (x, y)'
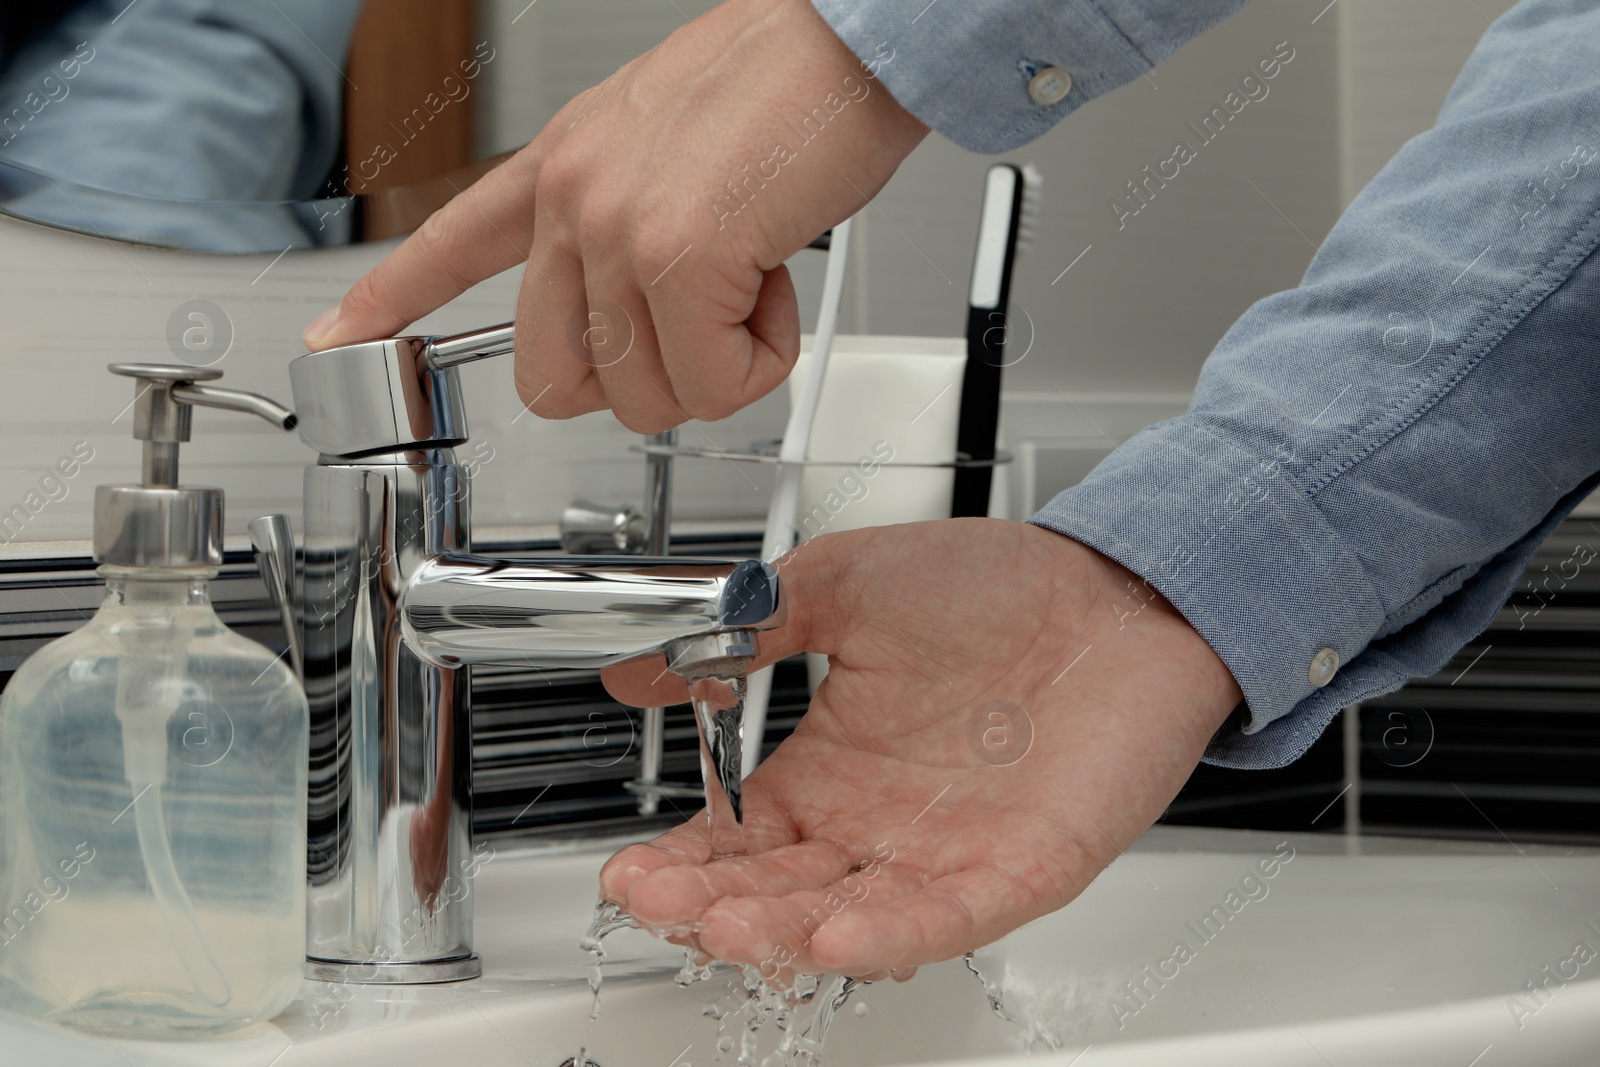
top-left (812, 0), bottom-right (1600, 768)
top-left (0, 0), bottom-right (362, 251)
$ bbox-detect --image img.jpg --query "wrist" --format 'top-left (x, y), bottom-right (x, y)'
top-left (761, 0), bottom-right (929, 153)
top-left (1034, 524), bottom-right (1244, 738)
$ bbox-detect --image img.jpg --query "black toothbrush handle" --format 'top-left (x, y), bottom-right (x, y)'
top-left (951, 164), bottom-right (1026, 518)
top-left (951, 307), bottom-right (1008, 516)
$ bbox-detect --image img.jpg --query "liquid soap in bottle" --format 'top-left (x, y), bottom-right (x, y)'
top-left (0, 364), bottom-right (308, 1036)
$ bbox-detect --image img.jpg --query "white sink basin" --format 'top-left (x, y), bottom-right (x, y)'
top-left (5, 826), bottom-right (1598, 1066)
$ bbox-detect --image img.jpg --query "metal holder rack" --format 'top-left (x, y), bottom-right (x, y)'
top-left (563, 437), bottom-right (1013, 817)
top-left (630, 439), bottom-right (1014, 468)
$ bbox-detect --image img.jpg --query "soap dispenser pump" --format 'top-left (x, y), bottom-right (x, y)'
top-left (0, 364), bottom-right (309, 1037)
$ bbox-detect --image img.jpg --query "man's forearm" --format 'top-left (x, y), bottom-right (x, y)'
top-left (1032, 0), bottom-right (1600, 767)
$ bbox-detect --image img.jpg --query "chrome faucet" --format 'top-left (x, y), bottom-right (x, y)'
top-left (276, 323), bottom-right (783, 984)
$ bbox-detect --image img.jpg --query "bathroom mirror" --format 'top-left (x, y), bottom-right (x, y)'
top-left (0, 0), bottom-right (717, 254)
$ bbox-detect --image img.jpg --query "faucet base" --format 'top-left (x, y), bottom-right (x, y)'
top-left (304, 954), bottom-right (483, 985)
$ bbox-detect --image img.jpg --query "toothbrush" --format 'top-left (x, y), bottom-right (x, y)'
top-left (951, 163), bottom-right (1042, 517)
top-left (739, 215), bottom-right (857, 776)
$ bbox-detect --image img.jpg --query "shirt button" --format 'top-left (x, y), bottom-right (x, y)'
top-left (1028, 66), bottom-right (1073, 106)
top-left (1308, 648), bottom-right (1341, 688)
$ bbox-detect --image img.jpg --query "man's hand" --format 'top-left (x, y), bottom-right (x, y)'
top-left (303, 0), bottom-right (927, 433)
top-left (598, 520), bottom-right (1242, 980)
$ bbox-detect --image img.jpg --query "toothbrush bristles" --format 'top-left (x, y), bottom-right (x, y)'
top-left (1016, 163), bottom-right (1044, 258)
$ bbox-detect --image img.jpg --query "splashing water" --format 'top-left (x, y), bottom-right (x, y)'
top-left (580, 900), bottom-right (640, 1020)
top-left (576, 648), bottom-right (858, 1067)
top-left (679, 948), bottom-right (861, 1067)
top-left (678, 950), bottom-right (719, 988)
top-left (962, 952), bottom-right (1065, 1052)
top-left (583, 892), bottom-right (1060, 1061)
top-left (583, 895), bottom-right (862, 1066)
top-left (784, 974), bottom-right (860, 1062)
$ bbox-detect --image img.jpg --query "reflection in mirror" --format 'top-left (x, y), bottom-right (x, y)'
top-left (0, 0), bottom-right (504, 252)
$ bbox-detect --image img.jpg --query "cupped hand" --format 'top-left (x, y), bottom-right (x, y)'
top-left (303, 0), bottom-right (927, 433)
top-left (598, 519), bottom-right (1242, 981)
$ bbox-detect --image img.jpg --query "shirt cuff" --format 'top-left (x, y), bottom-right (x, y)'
top-left (1029, 416), bottom-right (1386, 753)
top-left (809, 0), bottom-right (1249, 153)
top-left (1028, 418), bottom-right (1600, 769)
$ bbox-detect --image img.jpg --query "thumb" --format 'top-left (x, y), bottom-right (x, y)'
top-left (600, 533), bottom-right (853, 707)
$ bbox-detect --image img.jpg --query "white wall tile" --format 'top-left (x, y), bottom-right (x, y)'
top-left (1338, 0), bottom-right (1516, 206)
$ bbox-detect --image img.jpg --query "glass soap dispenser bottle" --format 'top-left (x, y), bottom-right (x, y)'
top-left (0, 363), bottom-right (308, 1037)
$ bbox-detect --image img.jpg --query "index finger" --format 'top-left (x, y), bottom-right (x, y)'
top-left (303, 149), bottom-right (543, 351)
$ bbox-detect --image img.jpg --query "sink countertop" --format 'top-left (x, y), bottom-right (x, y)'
top-left (2, 826), bottom-right (1598, 1067)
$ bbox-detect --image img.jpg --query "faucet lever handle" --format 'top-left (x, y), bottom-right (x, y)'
top-left (424, 321), bottom-right (515, 369)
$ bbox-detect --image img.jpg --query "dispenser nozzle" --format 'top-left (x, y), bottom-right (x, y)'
top-left (109, 363), bottom-right (297, 488)
top-left (95, 364), bottom-right (299, 568)
top-left (172, 382), bottom-right (297, 431)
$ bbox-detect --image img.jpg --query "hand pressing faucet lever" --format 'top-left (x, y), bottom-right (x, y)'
top-left (281, 323), bottom-right (784, 985)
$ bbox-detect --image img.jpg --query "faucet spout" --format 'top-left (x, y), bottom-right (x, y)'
top-left (399, 555), bottom-right (783, 670)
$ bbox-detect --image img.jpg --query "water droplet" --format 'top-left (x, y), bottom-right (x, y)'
top-left (677, 945), bottom-right (718, 987)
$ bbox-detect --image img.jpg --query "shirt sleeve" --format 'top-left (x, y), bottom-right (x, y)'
top-left (1027, 0), bottom-right (1600, 768)
top-left (809, 0), bottom-right (1250, 153)
top-left (0, 0), bottom-right (363, 250)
